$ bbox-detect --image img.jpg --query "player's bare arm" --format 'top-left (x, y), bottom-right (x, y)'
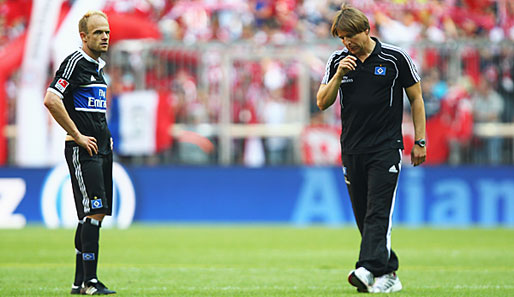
top-left (406, 82), bottom-right (427, 166)
top-left (317, 55), bottom-right (357, 110)
top-left (43, 91), bottom-right (98, 156)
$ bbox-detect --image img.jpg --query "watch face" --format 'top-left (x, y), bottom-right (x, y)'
top-left (416, 139), bottom-right (426, 147)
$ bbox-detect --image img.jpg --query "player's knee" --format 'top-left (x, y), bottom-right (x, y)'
top-left (87, 214), bottom-right (106, 222)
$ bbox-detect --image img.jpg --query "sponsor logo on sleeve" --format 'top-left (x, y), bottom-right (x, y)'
top-left (55, 78), bottom-right (69, 93)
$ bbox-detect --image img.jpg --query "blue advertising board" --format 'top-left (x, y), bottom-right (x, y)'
top-left (1, 165), bottom-right (513, 228)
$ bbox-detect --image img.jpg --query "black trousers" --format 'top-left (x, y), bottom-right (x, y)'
top-left (342, 149), bottom-right (401, 277)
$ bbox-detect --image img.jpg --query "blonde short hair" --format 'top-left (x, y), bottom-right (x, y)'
top-left (78, 10), bottom-right (108, 34)
top-left (331, 3), bottom-right (370, 37)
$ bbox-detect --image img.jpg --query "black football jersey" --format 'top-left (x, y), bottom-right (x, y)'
top-left (48, 49), bottom-right (111, 155)
top-left (321, 37), bottom-right (420, 154)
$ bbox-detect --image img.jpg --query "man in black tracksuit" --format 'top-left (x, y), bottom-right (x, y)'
top-left (317, 4), bottom-right (427, 294)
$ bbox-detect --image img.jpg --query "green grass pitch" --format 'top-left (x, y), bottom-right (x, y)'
top-left (1, 225), bottom-right (513, 296)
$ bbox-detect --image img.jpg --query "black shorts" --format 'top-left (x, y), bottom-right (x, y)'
top-left (65, 141), bottom-right (113, 220)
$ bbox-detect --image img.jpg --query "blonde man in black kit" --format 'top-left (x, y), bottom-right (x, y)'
top-left (44, 10), bottom-right (115, 295)
top-left (317, 4), bottom-right (427, 294)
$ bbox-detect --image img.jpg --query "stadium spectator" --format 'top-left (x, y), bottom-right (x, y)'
top-left (374, 9), bottom-right (422, 46)
top-left (262, 88), bottom-right (289, 165)
top-left (471, 76), bottom-right (505, 164)
top-left (439, 78), bottom-right (474, 164)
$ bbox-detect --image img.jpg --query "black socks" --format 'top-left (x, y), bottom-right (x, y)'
top-left (73, 222), bottom-right (84, 287)
top-left (81, 218), bottom-right (101, 283)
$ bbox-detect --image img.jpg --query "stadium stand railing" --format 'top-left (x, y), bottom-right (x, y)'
top-left (103, 39), bottom-right (514, 166)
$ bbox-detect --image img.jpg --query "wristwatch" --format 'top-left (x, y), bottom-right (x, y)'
top-left (414, 139), bottom-right (426, 148)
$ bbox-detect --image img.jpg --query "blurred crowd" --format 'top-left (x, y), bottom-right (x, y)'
top-left (105, 0), bottom-right (514, 44)
top-left (1, 0), bottom-right (513, 166)
top-left (0, 0), bottom-right (31, 47)
top-left (3, 0), bottom-right (514, 47)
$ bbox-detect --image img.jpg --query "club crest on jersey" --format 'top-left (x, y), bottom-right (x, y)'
top-left (374, 66), bottom-right (386, 76)
top-left (55, 78), bottom-right (69, 92)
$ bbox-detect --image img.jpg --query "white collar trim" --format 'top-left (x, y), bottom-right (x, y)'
top-left (78, 48), bottom-right (106, 70)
